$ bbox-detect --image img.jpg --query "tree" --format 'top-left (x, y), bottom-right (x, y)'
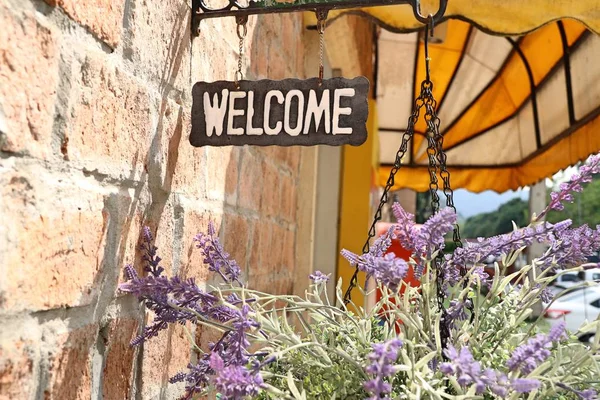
top-left (461, 198), bottom-right (528, 239)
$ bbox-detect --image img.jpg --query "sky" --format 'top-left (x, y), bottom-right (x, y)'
top-left (451, 188), bottom-right (529, 218)
top-left (449, 165), bottom-right (580, 219)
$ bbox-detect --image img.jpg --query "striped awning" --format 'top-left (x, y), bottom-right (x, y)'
top-left (374, 17), bottom-right (600, 193)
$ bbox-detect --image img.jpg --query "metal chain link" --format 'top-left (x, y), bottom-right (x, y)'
top-left (234, 16), bottom-right (248, 88)
top-left (343, 82), bottom-right (428, 304)
top-left (316, 10), bottom-right (328, 85)
top-left (343, 17), bottom-right (465, 353)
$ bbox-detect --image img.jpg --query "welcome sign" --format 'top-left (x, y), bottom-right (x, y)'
top-left (190, 77), bottom-right (369, 147)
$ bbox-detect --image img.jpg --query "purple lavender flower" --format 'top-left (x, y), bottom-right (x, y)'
top-left (511, 378), bottom-right (541, 393)
top-left (537, 224), bottom-right (600, 271)
top-left (440, 346), bottom-right (484, 392)
top-left (440, 345), bottom-right (542, 395)
top-left (579, 389), bottom-right (598, 399)
top-left (557, 383), bottom-right (598, 399)
top-left (341, 250), bottom-right (408, 291)
top-left (538, 154), bottom-right (600, 220)
top-left (506, 321), bottom-right (566, 374)
top-left (363, 338), bottom-right (403, 400)
top-left (309, 270), bottom-right (330, 284)
top-left (392, 203), bottom-right (417, 252)
top-left (222, 304), bottom-right (260, 366)
top-left (444, 220), bottom-right (572, 285)
top-left (140, 226), bottom-right (165, 277)
top-left (413, 207), bottom-right (457, 259)
top-left (210, 353), bottom-right (264, 399)
top-left (446, 299), bottom-right (471, 328)
top-left (195, 221), bottom-right (242, 284)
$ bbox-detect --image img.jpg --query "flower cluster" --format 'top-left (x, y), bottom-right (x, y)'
top-left (537, 154), bottom-right (600, 219)
top-left (210, 353), bottom-right (264, 400)
top-left (119, 153), bottom-right (600, 400)
top-left (440, 346), bottom-right (541, 396)
top-left (363, 338), bottom-right (403, 399)
top-left (341, 227), bottom-right (409, 291)
top-left (506, 322), bottom-right (566, 375)
top-left (194, 222), bottom-right (242, 284)
top-left (309, 270), bottom-right (330, 284)
top-left (120, 224), bottom-right (260, 399)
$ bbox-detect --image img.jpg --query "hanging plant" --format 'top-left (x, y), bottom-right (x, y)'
top-left (121, 154), bottom-right (600, 400)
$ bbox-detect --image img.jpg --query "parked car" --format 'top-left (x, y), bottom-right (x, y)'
top-left (544, 286), bottom-right (600, 343)
top-left (549, 267), bottom-right (600, 293)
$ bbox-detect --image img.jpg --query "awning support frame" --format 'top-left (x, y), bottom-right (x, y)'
top-left (191, 0), bottom-right (447, 36)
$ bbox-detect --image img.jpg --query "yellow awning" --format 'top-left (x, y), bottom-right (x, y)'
top-left (307, 0), bottom-right (600, 35)
top-left (373, 16), bottom-right (600, 193)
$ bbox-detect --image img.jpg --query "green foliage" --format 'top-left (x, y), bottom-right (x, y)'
top-left (546, 174), bottom-right (600, 227)
top-left (462, 197), bottom-right (528, 238)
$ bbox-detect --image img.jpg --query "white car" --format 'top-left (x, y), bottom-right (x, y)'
top-left (551, 267), bottom-right (600, 289)
top-left (544, 286), bottom-right (600, 343)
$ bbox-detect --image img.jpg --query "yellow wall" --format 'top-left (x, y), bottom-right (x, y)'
top-left (336, 99), bottom-right (379, 308)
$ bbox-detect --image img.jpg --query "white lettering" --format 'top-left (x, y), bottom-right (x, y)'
top-left (227, 91), bottom-right (246, 135)
top-left (203, 89), bottom-right (229, 137)
top-left (284, 90), bottom-right (304, 136)
top-left (332, 88), bottom-right (355, 135)
top-left (246, 91), bottom-right (263, 135)
top-left (264, 90), bottom-right (284, 135)
top-left (303, 90), bottom-right (330, 134)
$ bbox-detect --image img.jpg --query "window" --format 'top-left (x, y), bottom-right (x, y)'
top-left (561, 274), bottom-right (579, 282)
top-left (592, 273), bottom-right (600, 281)
top-left (591, 299), bottom-right (600, 308)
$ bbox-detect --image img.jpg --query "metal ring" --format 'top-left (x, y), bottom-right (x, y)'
top-left (237, 23), bottom-right (247, 39)
top-left (413, 0), bottom-right (447, 25)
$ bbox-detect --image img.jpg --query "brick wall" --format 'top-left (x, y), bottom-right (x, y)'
top-left (0, 1), bottom-right (306, 398)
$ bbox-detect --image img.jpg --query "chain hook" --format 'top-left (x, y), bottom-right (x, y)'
top-left (413, 0), bottom-right (447, 25)
top-left (234, 16), bottom-right (248, 89)
top-left (315, 9), bottom-right (329, 86)
top-left (423, 14), bottom-right (435, 83)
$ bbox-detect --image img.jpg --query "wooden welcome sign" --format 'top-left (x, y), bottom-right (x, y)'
top-left (190, 77), bottom-right (369, 147)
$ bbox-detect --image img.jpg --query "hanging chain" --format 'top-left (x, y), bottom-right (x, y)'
top-left (234, 16), bottom-right (248, 89)
top-left (316, 10), bottom-right (328, 85)
top-left (344, 83), bottom-right (428, 304)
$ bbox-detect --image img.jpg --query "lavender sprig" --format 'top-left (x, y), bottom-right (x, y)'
top-left (141, 226), bottom-right (165, 277)
top-left (506, 321), bottom-right (566, 375)
top-left (537, 154), bottom-right (600, 220)
top-left (210, 352), bottom-right (264, 400)
top-left (363, 338), bottom-right (403, 399)
top-left (195, 221), bottom-right (242, 285)
top-left (309, 270), bottom-right (330, 284)
top-left (440, 345), bottom-right (541, 395)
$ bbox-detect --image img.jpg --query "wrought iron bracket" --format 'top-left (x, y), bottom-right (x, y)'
top-left (191, 0), bottom-right (447, 36)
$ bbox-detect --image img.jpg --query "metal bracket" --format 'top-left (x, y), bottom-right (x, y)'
top-left (191, 0), bottom-right (447, 36)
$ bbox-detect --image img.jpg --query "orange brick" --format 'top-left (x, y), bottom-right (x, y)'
top-left (0, 161), bottom-right (108, 312)
top-left (206, 147), bottom-right (238, 204)
top-left (45, 325), bottom-right (97, 400)
top-left (222, 213), bottom-right (251, 273)
top-left (283, 228), bottom-right (296, 279)
top-left (64, 50), bottom-right (151, 180)
top-left (140, 317), bottom-right (192, 399)
top-left (267, 45), bottom-right (286, 80)
top-left (0, 339), bottom-right (36, 399)
top-left (102, 319), bottom-right (139, 399)
top-left (0, 4), bottom-right (58, 158)
top-left (238, 151), bottom-right (263, 212)
top-left (178, 204), bottom-right (216, 282)
top-left (249, 219), bottom-right (271, 275)
top-left (280, 173), bottom-right (297, 222)
top-left (259, 161), bottom-right (281, 218)
top-left (123, 0), bottom-right (190, 91)
top-left (169, 108), bottom-right (208, 199)
top-left (285, 148), bottom-right (301, 174)
top-left (44, 0), bottom-right (125, 47)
